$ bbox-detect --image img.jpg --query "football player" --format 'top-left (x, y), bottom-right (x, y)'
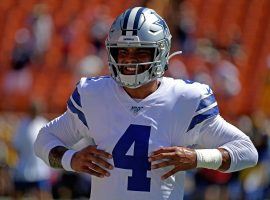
top-left (34, 7), bottom-right (258, 200)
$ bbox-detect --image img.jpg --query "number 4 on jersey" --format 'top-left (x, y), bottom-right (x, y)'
top-left (112, 124), bottom-right (151, 192)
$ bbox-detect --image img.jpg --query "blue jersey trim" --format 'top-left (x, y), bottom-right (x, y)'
top-left (72, 87), bottom-right (81, 107)
top-left (67, 99), bottom-right (88, 128)
top-left (187, 106), bottom-right (219, 132)
top-left (196, 94), bottom-right (216, 112)
top-left (86, 76), bottom-right (110, 81)
top-left (183, 79), bottom-right (195, 84)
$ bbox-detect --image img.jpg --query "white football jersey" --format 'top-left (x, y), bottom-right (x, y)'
top-left (35, 76), bottom-right (258, 200)
top-left (72, 76), bottom-right (200, 200)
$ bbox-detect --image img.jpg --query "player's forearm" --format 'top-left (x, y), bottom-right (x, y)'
top-left (34, 128), bottom-right (66, 166)
top-left (220, 138), bottom-right (258, 172)
top-left (194, 148), bottom-right (231, 171)
top-left (198, 116), bottom-right (258, 172)
top-left (217, 118), bottom-right (258, 172)
top-left (217, 148), bottom-right (231, 171)
top-left (34, 111), bottom-right (85, 168)
top-left (48, 146), bottom-right (69, 168)
top-left (195, 142), bottom-right (257, 172)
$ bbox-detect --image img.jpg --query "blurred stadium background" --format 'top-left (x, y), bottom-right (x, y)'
top-left (0, 0), bottom-right (270, 199)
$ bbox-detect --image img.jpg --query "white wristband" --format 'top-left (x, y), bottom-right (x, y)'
top-left (61, 149), bottom-right (77, 172)
top-left (195, 149), bottom-right (222, 170)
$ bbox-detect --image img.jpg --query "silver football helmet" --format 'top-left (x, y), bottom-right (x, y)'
top-left (105, 7), bottom-right (172, 88)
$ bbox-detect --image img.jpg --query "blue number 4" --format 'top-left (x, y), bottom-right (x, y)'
top-left (112, 124), bottom-right (151, 192)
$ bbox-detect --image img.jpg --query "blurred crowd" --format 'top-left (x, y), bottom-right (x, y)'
top-left (0, 0), bottom-right (270, 199)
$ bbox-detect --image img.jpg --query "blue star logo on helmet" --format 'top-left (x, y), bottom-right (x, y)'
top-left (153, 14), bottom-right (169, 35)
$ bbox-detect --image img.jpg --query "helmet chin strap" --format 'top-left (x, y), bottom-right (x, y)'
top-left (168, 51), bottom-right (183, 61)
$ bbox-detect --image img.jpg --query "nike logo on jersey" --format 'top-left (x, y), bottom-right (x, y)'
top-left (130, 106), bottom-right (144, 115)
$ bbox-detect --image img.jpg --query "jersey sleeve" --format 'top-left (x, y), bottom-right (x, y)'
top-left (186, 84), bottom-right (219, 132)
top-left (183, 83), bottom-right (258, 172)
top-left (34, 79), bottom-right (92, 166)
top-left (196, 115), bottom-right (258, 172)
top-left (67, 82), bottom-right (89, 129)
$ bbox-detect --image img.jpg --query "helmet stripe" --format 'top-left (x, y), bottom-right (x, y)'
top-left (122, 8), bottom-right (132, 35)
top-left (126, 7), bottom-right (141, 36)
top-left (132, 7), bottom-right (146, 35)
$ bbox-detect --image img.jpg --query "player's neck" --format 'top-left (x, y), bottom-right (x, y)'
top-left (123, 80), bottom-right (159, 99)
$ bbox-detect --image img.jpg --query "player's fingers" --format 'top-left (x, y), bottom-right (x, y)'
top-left (85, 161), bottom-right (110, 177)
top-left (151, 160), bottom-right (173, 169)
top-left (84, 145), bottom-right (98, 152)
top-left (86, 155), bottom-right (113, 170)
top-left (149, 152), bottom-right (176, 161)
top-left (88, 147), bottom-right (113, 159)
top-left (81, 166), bottom-right (104, 178)
top-left (161, 168), bottom-right (178, 180)
top-left (150, 147), bottom-right (177, 155)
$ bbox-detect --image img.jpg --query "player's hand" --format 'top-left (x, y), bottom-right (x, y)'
top-left (71, 145), bottom-right (113, 178)
top-left (149, 146), bottom-right (197, 180)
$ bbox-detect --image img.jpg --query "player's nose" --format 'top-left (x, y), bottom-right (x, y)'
top-left (123, 53), bottom-right (138, 64)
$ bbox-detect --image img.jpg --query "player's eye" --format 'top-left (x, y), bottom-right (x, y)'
top-left (138, 50), bottom-right (151, 56)
top-left (136, 48), bottom-right (154, 59)
top-left (118, 49), bottom-right (128, 56)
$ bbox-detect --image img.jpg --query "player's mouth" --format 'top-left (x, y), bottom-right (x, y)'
top-left (120, 65), bottom-right (149, 75)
